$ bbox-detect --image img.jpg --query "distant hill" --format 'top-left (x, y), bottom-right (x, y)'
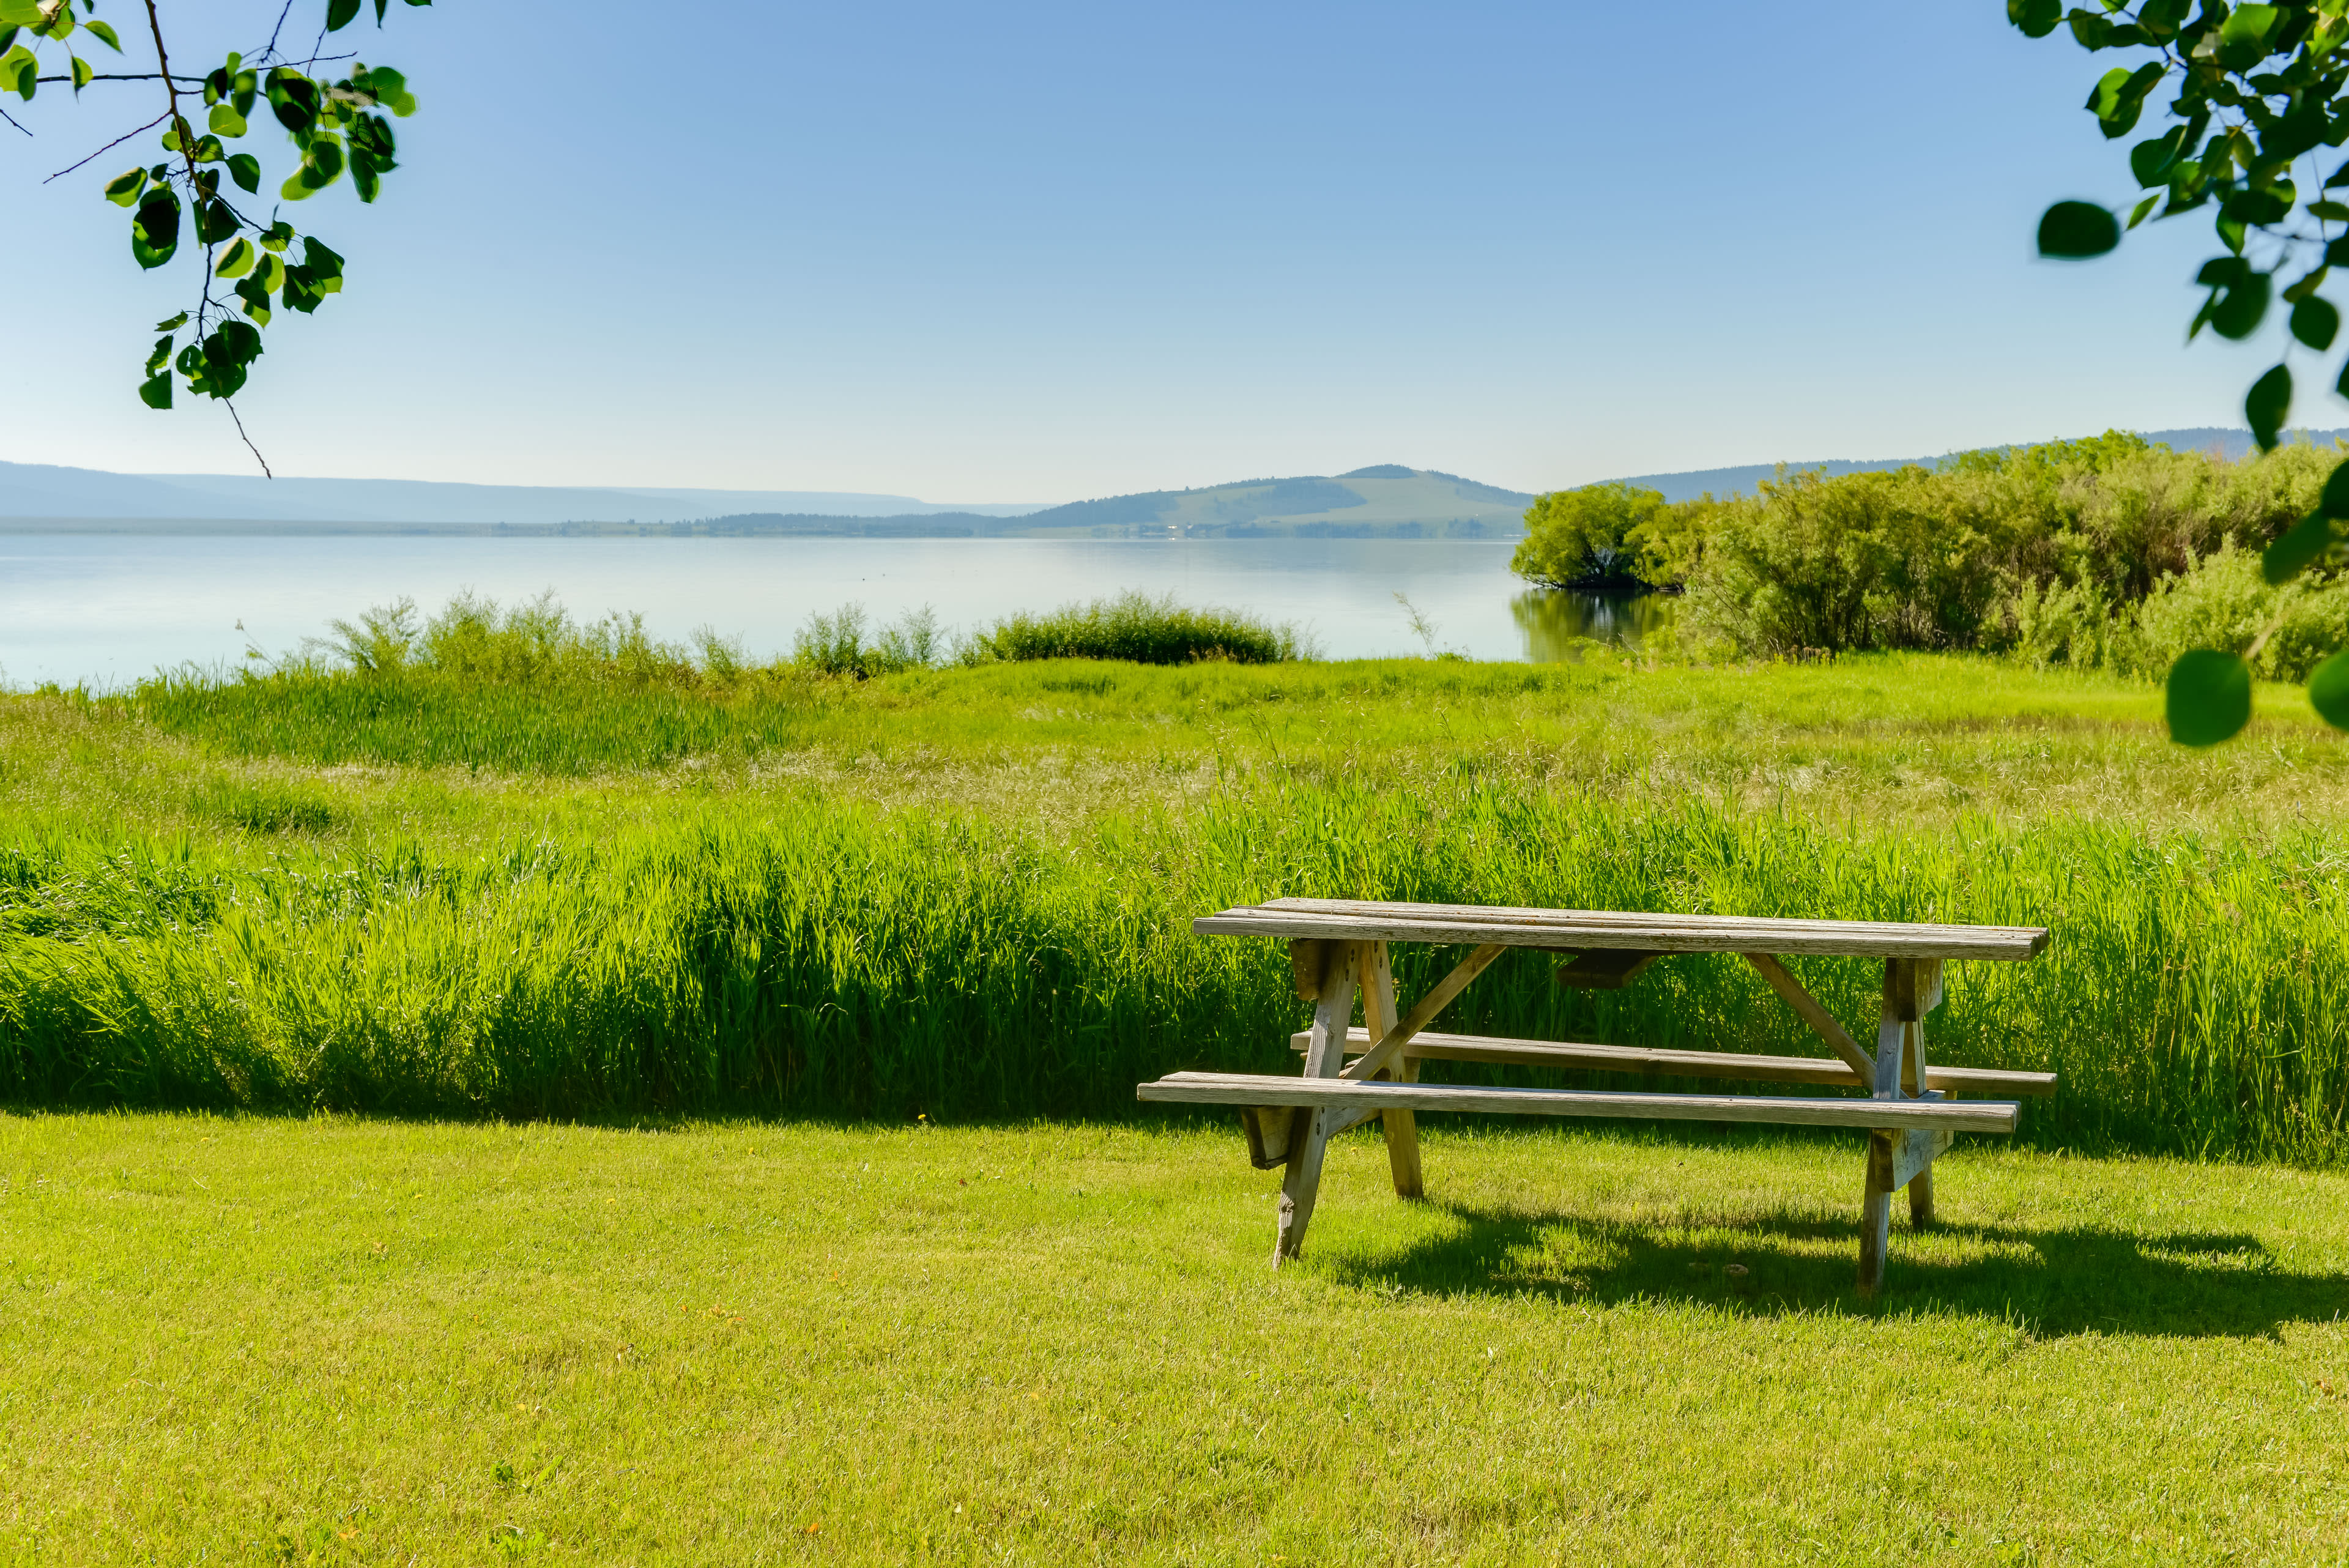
top-left (0, 460), bottom-right (1041, 526)
top-left (1608, 428), bottom-right (2349, 503)
top-left (699, 468), bottom-right (1535, 540)
top-left (9, 429), bottom-right (2334, 536)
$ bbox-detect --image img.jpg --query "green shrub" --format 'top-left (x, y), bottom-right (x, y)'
top-left (1511, 483), bottom-right (1671, 589)
top-left (1592, 434), bottom-right (2340, 661)
top-left (792, 603), bottom-right (941, 679)
top-left (963, 591), bottom-right (1307, 665)
top-left (2127, 543), bottom-right (2349, 682)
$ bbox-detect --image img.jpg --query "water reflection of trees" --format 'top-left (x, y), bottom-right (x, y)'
top-left (1510, 589), bottom-right (1675, 663)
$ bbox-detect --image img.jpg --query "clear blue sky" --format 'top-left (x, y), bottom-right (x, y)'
top-left (0, 1), bottom-right (2290, 500)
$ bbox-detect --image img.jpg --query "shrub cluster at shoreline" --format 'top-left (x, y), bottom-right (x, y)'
top-left (201, 587), bottom-right (1310, 695)
top-left (1516, 433), bottom-right (2349, 675)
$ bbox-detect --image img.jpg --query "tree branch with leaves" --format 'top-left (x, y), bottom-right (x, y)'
top-left (2014, 0), bottom-right (2349, 741)
top-left (1, 0), bottom-right (427, 472)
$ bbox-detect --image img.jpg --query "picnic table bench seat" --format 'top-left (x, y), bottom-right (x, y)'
top-left (1137, 897), bottom-right (2054, 1295)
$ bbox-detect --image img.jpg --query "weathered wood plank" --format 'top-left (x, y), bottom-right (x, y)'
top-left (1892, 1126), bottom-right (1952, 1190)
top-left (1873, 957), bottom-right (1915, 1099)
top-left (1359, 942), bottom-right (1425, 1200)
top-left (1139, 1072), bottom-right (2021, 1134)
top-left (1905, 968), bottom-right (1939, 1224)
top-left (1275, 942), bottom-right (1360, 1265)
top-left (1286, 1027), bottom-right (2058, 1096)
top-left (1195, 899), bottom-right (2050, 960)
top-left (1858, 1131), bottom-right (1894, 1296)
top-left (1339, 942), bottom-right (1507, 1085)
top-left (1740, 953), bottom-right (1876, 1079)
top-left (1239, 1107), bottom-right (1297, 1170)
top-left (1289, 938), bottom-right (1330, 1001)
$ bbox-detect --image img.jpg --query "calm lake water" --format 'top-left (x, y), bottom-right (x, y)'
top-left (0, 533), bottom-right (1665, 688)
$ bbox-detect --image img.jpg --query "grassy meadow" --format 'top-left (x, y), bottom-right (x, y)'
top-left (6, 651), bottom-right (2349, 1156)
top-left (11, 635), bottom-right (2349, 1559)
top-left (6, 1112), bottom-right (2349, 1564)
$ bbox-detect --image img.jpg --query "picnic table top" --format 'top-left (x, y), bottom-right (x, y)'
top-left (1192, 896), bottom-right (2050, 961)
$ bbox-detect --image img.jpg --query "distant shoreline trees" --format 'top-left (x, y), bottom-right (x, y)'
top-left (1512, 433), bottom-right (2349, 675)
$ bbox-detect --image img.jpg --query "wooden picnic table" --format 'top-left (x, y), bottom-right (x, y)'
top-left (1137, 897), bottom-right (2052, 1295)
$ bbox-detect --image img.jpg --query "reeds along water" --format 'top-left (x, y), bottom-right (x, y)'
top-left (3, 779), bottom-right (2345, 1164)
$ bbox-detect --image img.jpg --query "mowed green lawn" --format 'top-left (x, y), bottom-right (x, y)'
top-left (6, 1112), bottom-right (2347, 1565)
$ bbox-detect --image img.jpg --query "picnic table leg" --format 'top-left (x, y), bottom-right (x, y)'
top-left (1359, 941), bottom-right (1425, 1200)
top-left (1275, 940), bottom-right (1362, 1266)
top-left (1858, 957), bottom-right (1920, 1296)
top-left (1906, 959), bottom-right (1942, 1228)
top-left (1859, 1131), bottom-right (1894, 1296)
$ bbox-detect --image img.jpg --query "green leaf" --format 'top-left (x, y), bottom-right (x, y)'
top-left (233, 273), bottom-right (273, 324)
top-left (2247, 363), bottom-right (2293, 450)
top-left (214, 236), bottom-right (255, 279)
top-left (130, 188), bottom-right (180, 270)
top-left (265, 69), bottom-right (317, 135)
top-left (153, 311), bottom-right (188, 332)
top-left (102, 167), bottom-right (146, 207)
top-left (258, 220), bottom-right (294, 253)
top-left (181, 322), bottom-right (262, 399)
top-left (2309, 648), bottom-right (2349, 729)
top-left (209, 101), bottom-right (248, 137)
top-left (325, 0), bottom-right (360, 31)
top-left (362, 64), bottom-right (414, 116)
top-left (281, 236), bottom-right (345, 313)
top-left (138, 371), bottom-right (173, 411)
top-left (2218, 3), bottom-right (2283, 70)
top-left (2264, 510), bottom-right (2334, 583)
top-left (69, 52), bottom-right (91, 91)
top-left (191, 134), bottom-right (224, 164)
top-left (144, 334), bottom-right (174, 374)
top-left (2006, 0), bottom-right (2056, 35)
top-left (2211, 269), bottom-right (2271, 340)
top-left (279, 138), bottom-right (345, 201)
top-left (2131, 131), bottom-right (2185, 188)
top-left (195, 197), bottom-right (238, 245)
top-left (1, 42), bottom-right (36, 98)
top-left (226, 152), bottom-right (259, 193)
top-left (2038, 201), bottom-right (2120, 258)
top-left (2085, 62), bottom-right (2164, 138)
top-left (2128, 193), bottom-right (2159, 229)
top-left (81, 17), bottom-right (118, 50)
top-left (2294, 296), bottom-right (2340, 351)
top-left (2166, 649), bottom-right (2254, 746)
top-left (2323, 457), bottom-right (2349, 519)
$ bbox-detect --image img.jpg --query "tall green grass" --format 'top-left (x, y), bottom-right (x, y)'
top-left (5, 777), bottom-right (2346, 1162)
top-left (964, 590), bottom-right (1308, 664)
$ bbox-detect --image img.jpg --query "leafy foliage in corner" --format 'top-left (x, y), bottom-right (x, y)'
top-left (2012, 0), bottom-right (2349, 742)
top-left (1, 0), bottom-right (429, 459)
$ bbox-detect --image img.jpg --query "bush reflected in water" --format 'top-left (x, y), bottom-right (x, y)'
top-left (1511, 589), bottom-right (1676, 663)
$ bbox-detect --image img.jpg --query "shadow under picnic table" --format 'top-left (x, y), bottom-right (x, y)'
top-left (1320, 1201), bottom-right (2349, 1339)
